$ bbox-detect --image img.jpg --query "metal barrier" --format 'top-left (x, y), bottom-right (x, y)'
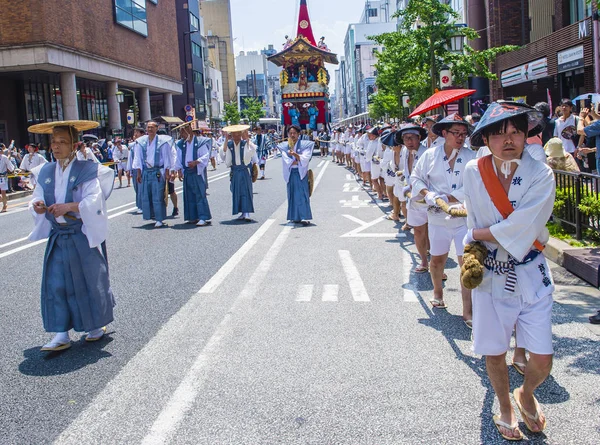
top-left (553, 170), bottom-right (600, 240)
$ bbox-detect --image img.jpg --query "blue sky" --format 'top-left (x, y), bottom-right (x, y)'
top-left (230, 0), bottom-right (370, 90)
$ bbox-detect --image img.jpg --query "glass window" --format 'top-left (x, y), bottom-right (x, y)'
top-left (570, 0), bottom-right (592, 24)
top-left (192, 42), bottom-right (202, 58)
top-left (114, 0), bottom-right (147, 37)
top-left (193, 70), bottom-right (204, 85)
top-left (368, 8), bottom-right (377, 17)
top-left (190, 12), bottom-right (200, 31)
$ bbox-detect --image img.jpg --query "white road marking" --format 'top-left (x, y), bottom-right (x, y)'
top-left (322, 284), bottom-right (339, 302)
top-left (316, 160), bottom-right (325, 168)
top-left (198, 219), bottom-right (275, 293)
top-left (0, 236), bottom-right (29, 249)
top-left (342, 214), bottom-right (367, 225)
top-left (296, 284), bottom-right (314, 302)
top-left (402, 250), bottom-right (419, 302)
top-left (338, 250), bottom-right (370, 302)
top-left (339, 195), bottom-right (375, 209)
top-left (340, 215), bottom-right (405, 239)
top-left (312, 160), bottom-right (330, 193)
top-left (0, 239), bottom-right (47, 259)
top-left (140, 226), bottom-right (292, 445)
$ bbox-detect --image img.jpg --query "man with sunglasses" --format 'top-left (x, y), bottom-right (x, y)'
top-left (411, 114), bottom-right (476, 325)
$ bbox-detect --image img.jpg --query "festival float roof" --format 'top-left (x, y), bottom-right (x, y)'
top-left (267, 0), bottom-right (339, 66)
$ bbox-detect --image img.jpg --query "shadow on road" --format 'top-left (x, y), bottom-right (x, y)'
top-left (19, 336), bottom-right (114, 376)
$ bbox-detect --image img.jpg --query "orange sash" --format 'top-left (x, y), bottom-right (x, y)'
top-left (477, 155), bottom-right (545, 251)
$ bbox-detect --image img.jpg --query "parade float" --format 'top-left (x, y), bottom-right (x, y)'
top-left (268, 0), bottom-right (338, 132)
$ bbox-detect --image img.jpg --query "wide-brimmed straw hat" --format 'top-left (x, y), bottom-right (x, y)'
top-left (222, 124), bottom-right (250, 133)
top-left (172, 120), bottom-right (197, 131)
top-left (470, 101), bottom-right (545, 147)
top-left (28, 120), bottom-right (99, 134)
top-left (544, 138), bottom-right (567, 158)
top-left (431, 114), bottom-right (473, 137)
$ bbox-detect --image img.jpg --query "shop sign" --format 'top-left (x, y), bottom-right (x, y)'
top-left (501, 58), bottom-right (548, 87)
top-left (558, 45), bottom-right (585, 73)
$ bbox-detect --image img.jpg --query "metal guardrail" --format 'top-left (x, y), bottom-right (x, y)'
top-left (553, 170), bottom-right (600, 240)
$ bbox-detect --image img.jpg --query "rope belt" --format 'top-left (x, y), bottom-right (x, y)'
top-left (483, 249), bottom-right (540, 292)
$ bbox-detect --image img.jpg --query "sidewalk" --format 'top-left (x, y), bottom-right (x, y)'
top-left (6, 190), bottom-right (32, 201)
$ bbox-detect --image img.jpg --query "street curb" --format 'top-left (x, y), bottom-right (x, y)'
top-left (7, 190), bottom-right (32, 201)
top-left (543, 237), bottom-right (575, 267)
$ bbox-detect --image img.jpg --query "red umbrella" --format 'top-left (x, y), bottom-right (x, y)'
top-left (408, 89), bottom-right (477, 118)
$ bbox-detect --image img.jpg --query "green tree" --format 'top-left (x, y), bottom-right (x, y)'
top-left (240, 97), bottom-right (266, 127)
top-left (370, 0), bottom-right (518, 113)
top-left (223, 100), bottom-right (241, 125)
top-left (368, 91), bottom-right (399, 120)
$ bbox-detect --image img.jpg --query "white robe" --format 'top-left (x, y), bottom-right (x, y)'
top-left (76, 147), bottom-right (100, 163)
top-left (175, 137), bottom-right (211, 175)
top-left (28, 162), bottom-right (114, 248)
top-left (381, 148), bottom-right (396, 187)
top-left (20, 153), bottom-right (47, 171)
top-left (463, 152), bottom-right (555, 303)
top-left (223, 141), bottom-right (257, 167)
top-left (411, 144), bottom-right (477, 227)
top-left (112, 147), bottom-right (129, 169)
top-left (132, 135), bottom-right (174, 175)
top-left (280, 140), bottom-right (312, 183)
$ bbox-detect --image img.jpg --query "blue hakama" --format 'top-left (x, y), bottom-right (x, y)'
top-left (141, 167), bottom-right (167, 223)
top-left (183, 167), bottom-right (212, 221)
top-left (287, 168), bottom-right (312, 221)
top-left (230, 165), bottom-right (254, 215)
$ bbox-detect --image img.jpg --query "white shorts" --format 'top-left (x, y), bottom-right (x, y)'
top-left (118, 162), bottom-right (127, 171)
top-left (371, 162), bottom-right (381, 178)
top-left (407, 203), bottom-right (427, 227)
top-left (344, 145), bottom-right (352, 155)
top-left (383, 171), bottom-right (396, 188)
top-left (0, 176), bottom-right (8, 191)
top-left (428, 223), bottom-right (467, 256)
top-left (394, 183), bottom-right (406, 202)
top-left (472, 292), bottom-right (554, 356)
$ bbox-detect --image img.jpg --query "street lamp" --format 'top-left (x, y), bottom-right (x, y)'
top-left (117, 88), bottom-right (138, 127)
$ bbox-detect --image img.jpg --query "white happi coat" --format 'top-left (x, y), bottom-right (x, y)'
top-left (403, 143), bottom-right (428, 205)
top-left (463, 152), bottom-right (555, 303)
top-left (343, 130), bottom-right (353, 154)
top-left (20, 152), bottom-right (47, 171)
top-left (366, 138), bottom-right (382, 174)
top-left (112, 146), bottom-right (129, 169)
top-left (77, 147), bottom-right (100, 163)
top-left (411, 144), bottom-right (477, 228)
top-left (0, 154), bottom-right (15, 191)
top-left (381, 147), bottom-right (395, 187)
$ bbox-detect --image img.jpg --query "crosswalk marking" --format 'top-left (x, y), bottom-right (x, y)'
top-left (338, 250), bottom-right (370, 302)
top-left (296, 284), bottom-right (314, 302)
top-left (322, 284), bottom-right (339, 302)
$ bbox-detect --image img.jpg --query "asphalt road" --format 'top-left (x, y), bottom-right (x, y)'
top-left (0, 154), bottom-right (599, 445)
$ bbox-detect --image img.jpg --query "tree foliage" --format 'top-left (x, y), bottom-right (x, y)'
top-left (370, 0), bottom-right (518, 115)
top-left (240, 97), bottom-right (266, 127)
top-left (223, 100), bottom-right (241, 125)
top-left (368, 91), bottom-right (400, 120)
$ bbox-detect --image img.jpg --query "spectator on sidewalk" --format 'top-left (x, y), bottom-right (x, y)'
top-left (535, 102), bottom-right (555, 146)
top-left (577, 104), bottom-right (600, 174)
top-left (544, 138), bottom-right (580, 172)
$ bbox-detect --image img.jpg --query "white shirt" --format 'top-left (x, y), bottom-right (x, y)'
top-left (554, 114), bottom-right (578, 153)
top-left (20, 153), bottom-right (47, 171)
top-left (77, 147), bottom-right (100, 163)
top-left (0, 154), bottom-right (16, 173)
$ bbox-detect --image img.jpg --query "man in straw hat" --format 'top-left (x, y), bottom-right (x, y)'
top-left (127, 126), bottom-right (146, 214)
top-left (462, 101), bottom-right (555, 440)
top-left (277, 125), bottom-right (313, 225)
top-left (173, 120), bottom-right (212, 226)
top-left (27, 119), bottom-right (116, 351)
top-left (411, 114), bottom-right (476, 321)
top-left (396, 125), bottom-right (429, 267)
top-left (221, 124), bottom-right (256, 221)
top-left (131, 121), bottom-right (175, 228)
top-left (253, 125), bottom-right (272, 180)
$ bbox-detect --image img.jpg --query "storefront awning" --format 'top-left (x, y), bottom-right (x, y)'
top-left (158, 116), bottom-right (184, 124)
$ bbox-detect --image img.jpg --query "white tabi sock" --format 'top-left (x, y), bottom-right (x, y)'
top-left (87, 327), bottom-right (105, 339)
top-left (43, 332), bottom-right (70, 348)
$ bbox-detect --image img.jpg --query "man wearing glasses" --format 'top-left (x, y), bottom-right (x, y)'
top-left (411, 114), bottom-right (476, 326)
